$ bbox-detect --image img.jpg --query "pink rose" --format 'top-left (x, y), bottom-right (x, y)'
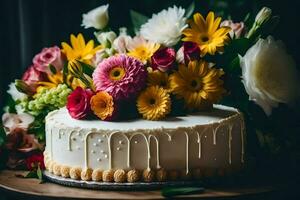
top-left (22, 65), bottom-right (47, 90)
top-left (151, 47), bottom-right (176, 72)
top-left (221, 20), bottom-right (245, 39)
top-left (33, 46), bottom-right (65, 74)
top-left (67, 87), bottom-right (94, 119)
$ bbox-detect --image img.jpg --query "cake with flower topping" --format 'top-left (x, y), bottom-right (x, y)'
top-left (2, 3), bottom-right (300, 188)
top-left (42, 5), bottom-right (246, 184)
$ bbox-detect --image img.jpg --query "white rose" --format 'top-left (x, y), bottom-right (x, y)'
top-left (7, 83), bottom-right (27, 101)
top-left (82, 4), bottom-right (109, 30)
top-left (95, 31), bottom-right (117, 48)
top-left (240, 36), bottom-right (300, 115)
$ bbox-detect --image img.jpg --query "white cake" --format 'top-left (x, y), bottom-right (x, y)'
top-left (44, 104), bottom-right (245, 182)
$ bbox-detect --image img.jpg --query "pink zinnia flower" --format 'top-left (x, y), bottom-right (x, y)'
top-left (93, 54), bottom-right (147, 100)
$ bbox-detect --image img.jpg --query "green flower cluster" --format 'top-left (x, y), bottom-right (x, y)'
top-left (19, 84), bottom-right (72, 116)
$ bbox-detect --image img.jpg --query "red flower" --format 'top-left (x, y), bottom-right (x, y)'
top-left (151, 47), bottom-right (176, 72)
top-left (183, 42), bottom-right (200, 62)
top-left (67, 87), bottom-right (94, 119)
top-left (22, 65), bottom-right (47, 90)
top-left (25, 153), bottom-right (45, 170)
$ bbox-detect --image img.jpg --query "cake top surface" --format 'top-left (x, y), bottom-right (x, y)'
top-left (47, 104), bottom-right (240, 131)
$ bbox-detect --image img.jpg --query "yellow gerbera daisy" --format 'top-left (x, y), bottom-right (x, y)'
top-left (147, 70), bottom-right (171, 92)
top-left (137, 86), bottom-right (171, 120)
top-left (182, 12), bottom-right (231, 56)
top-left (127, 36), bottom-right (160, 63)
top-left (61, 33), bottom-right (101, 64)
top-left (170, 60), bottom-right (225, 110)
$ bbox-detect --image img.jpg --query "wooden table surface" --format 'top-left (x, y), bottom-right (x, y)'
top-left (0, 170), bottom-right (278, 200)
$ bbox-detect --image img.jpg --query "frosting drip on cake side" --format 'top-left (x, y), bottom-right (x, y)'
top-left (44, 104), bottom-right (245, 181)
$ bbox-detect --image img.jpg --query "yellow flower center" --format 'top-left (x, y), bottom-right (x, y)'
top-left (135, 46), bottom-right (149, 58)
top-left (149, 98), bottom-right (156, 106)
top-left (200, 34), bottom-right (210, 43)
top-left (109, 66), bottom-right (126, 81)
top-left (189, 79), bottom-right (202, 91)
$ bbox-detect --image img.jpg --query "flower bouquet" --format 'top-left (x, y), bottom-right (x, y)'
top-left (1, 2), bottom-right (299, 180)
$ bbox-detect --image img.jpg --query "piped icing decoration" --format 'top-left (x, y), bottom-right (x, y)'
top-left (107, 131), bottom-right (130, 168)
top-left (197, 127), bottom-right (207, 159)
top-left (129, 132), bottom-right (151, 170)
top-left (240, 116), bottom-right (245, 163)
top-left (84, 131), bottom-right (94, 168)
top-left (148, 134), bottom-right (161, 169)
top-left (68, 130), bottom-right (77, 151)
top-left (184, 131), bottom-right (189, 175)
top-left (228, 124), bottom-right (233, 164)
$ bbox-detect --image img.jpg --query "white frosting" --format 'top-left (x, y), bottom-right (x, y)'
top-left (46, 105), bottom-right (239, 130)
top-left (45, 104), bottom-right (245, 176)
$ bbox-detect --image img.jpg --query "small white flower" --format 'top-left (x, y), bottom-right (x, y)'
top-left (140, 6), bottom-right (187, 47)
top-left (112, 27), bottom-right (132, 53)
top-left (95, 31), bottom-right (117, 48)
top-left (220, 20), bottom-right (245, 39)
top-left (176, 47), bottom-right (184, 64)
top-left (7, 83), bottom-right (27, 101)
top-left (2, 112), bottom-right (34, 134)
top-left (82, 4), bottom-right (109, 30)
top-left (240, 36), bottom-right (300, 115)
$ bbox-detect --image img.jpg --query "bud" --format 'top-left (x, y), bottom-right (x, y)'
top-left (255, 7), bottom-right (272, 26)
top-left (95, 31), bottom-right (117, 48)
top-left (82, 4), bottom-right (109, 30)
top-left (68, 60), bottom-right (82, 78)
top-left (15, 80), bottom-right (34, 96)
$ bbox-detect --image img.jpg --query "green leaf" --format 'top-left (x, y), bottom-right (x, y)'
top-left (161, 186), bottom-right (205, 198)
top-left (62, 62), bottom-right (69, 85)
top-left (29, 115), bottom-right (46, 142)
top-left (37, 165), bottom-right (43, 182)
top-left (185, 1), bottom-right (195, 19)
top-left (130, 10), bottom-right (149, 33)
top-left (0, 125), bottom-right (6, 147)
top-left (226, 56), bottom-right (242, 75)
top-left (3, 95), bottom-right (16, 114)
top-left (225, 38), bottom-right (252, 57)
top-left (25, 171), bottom-right (38, 179)
top-left (48, 64), bottom-right (57, 75)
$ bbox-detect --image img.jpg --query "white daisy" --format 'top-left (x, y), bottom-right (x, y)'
top-left (140, 6), bottom-right (187, 47)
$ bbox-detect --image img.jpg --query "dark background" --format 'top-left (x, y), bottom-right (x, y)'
top-left (0, 1), bottom-right (299, 199)
top-left (0, 0), bottom-right (300, 110)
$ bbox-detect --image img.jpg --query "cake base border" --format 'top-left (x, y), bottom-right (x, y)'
top-left (43, 170), bottom-right (204, 190)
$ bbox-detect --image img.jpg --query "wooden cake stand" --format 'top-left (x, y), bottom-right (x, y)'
top-left (0, 170), bottom-right (278, 199)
